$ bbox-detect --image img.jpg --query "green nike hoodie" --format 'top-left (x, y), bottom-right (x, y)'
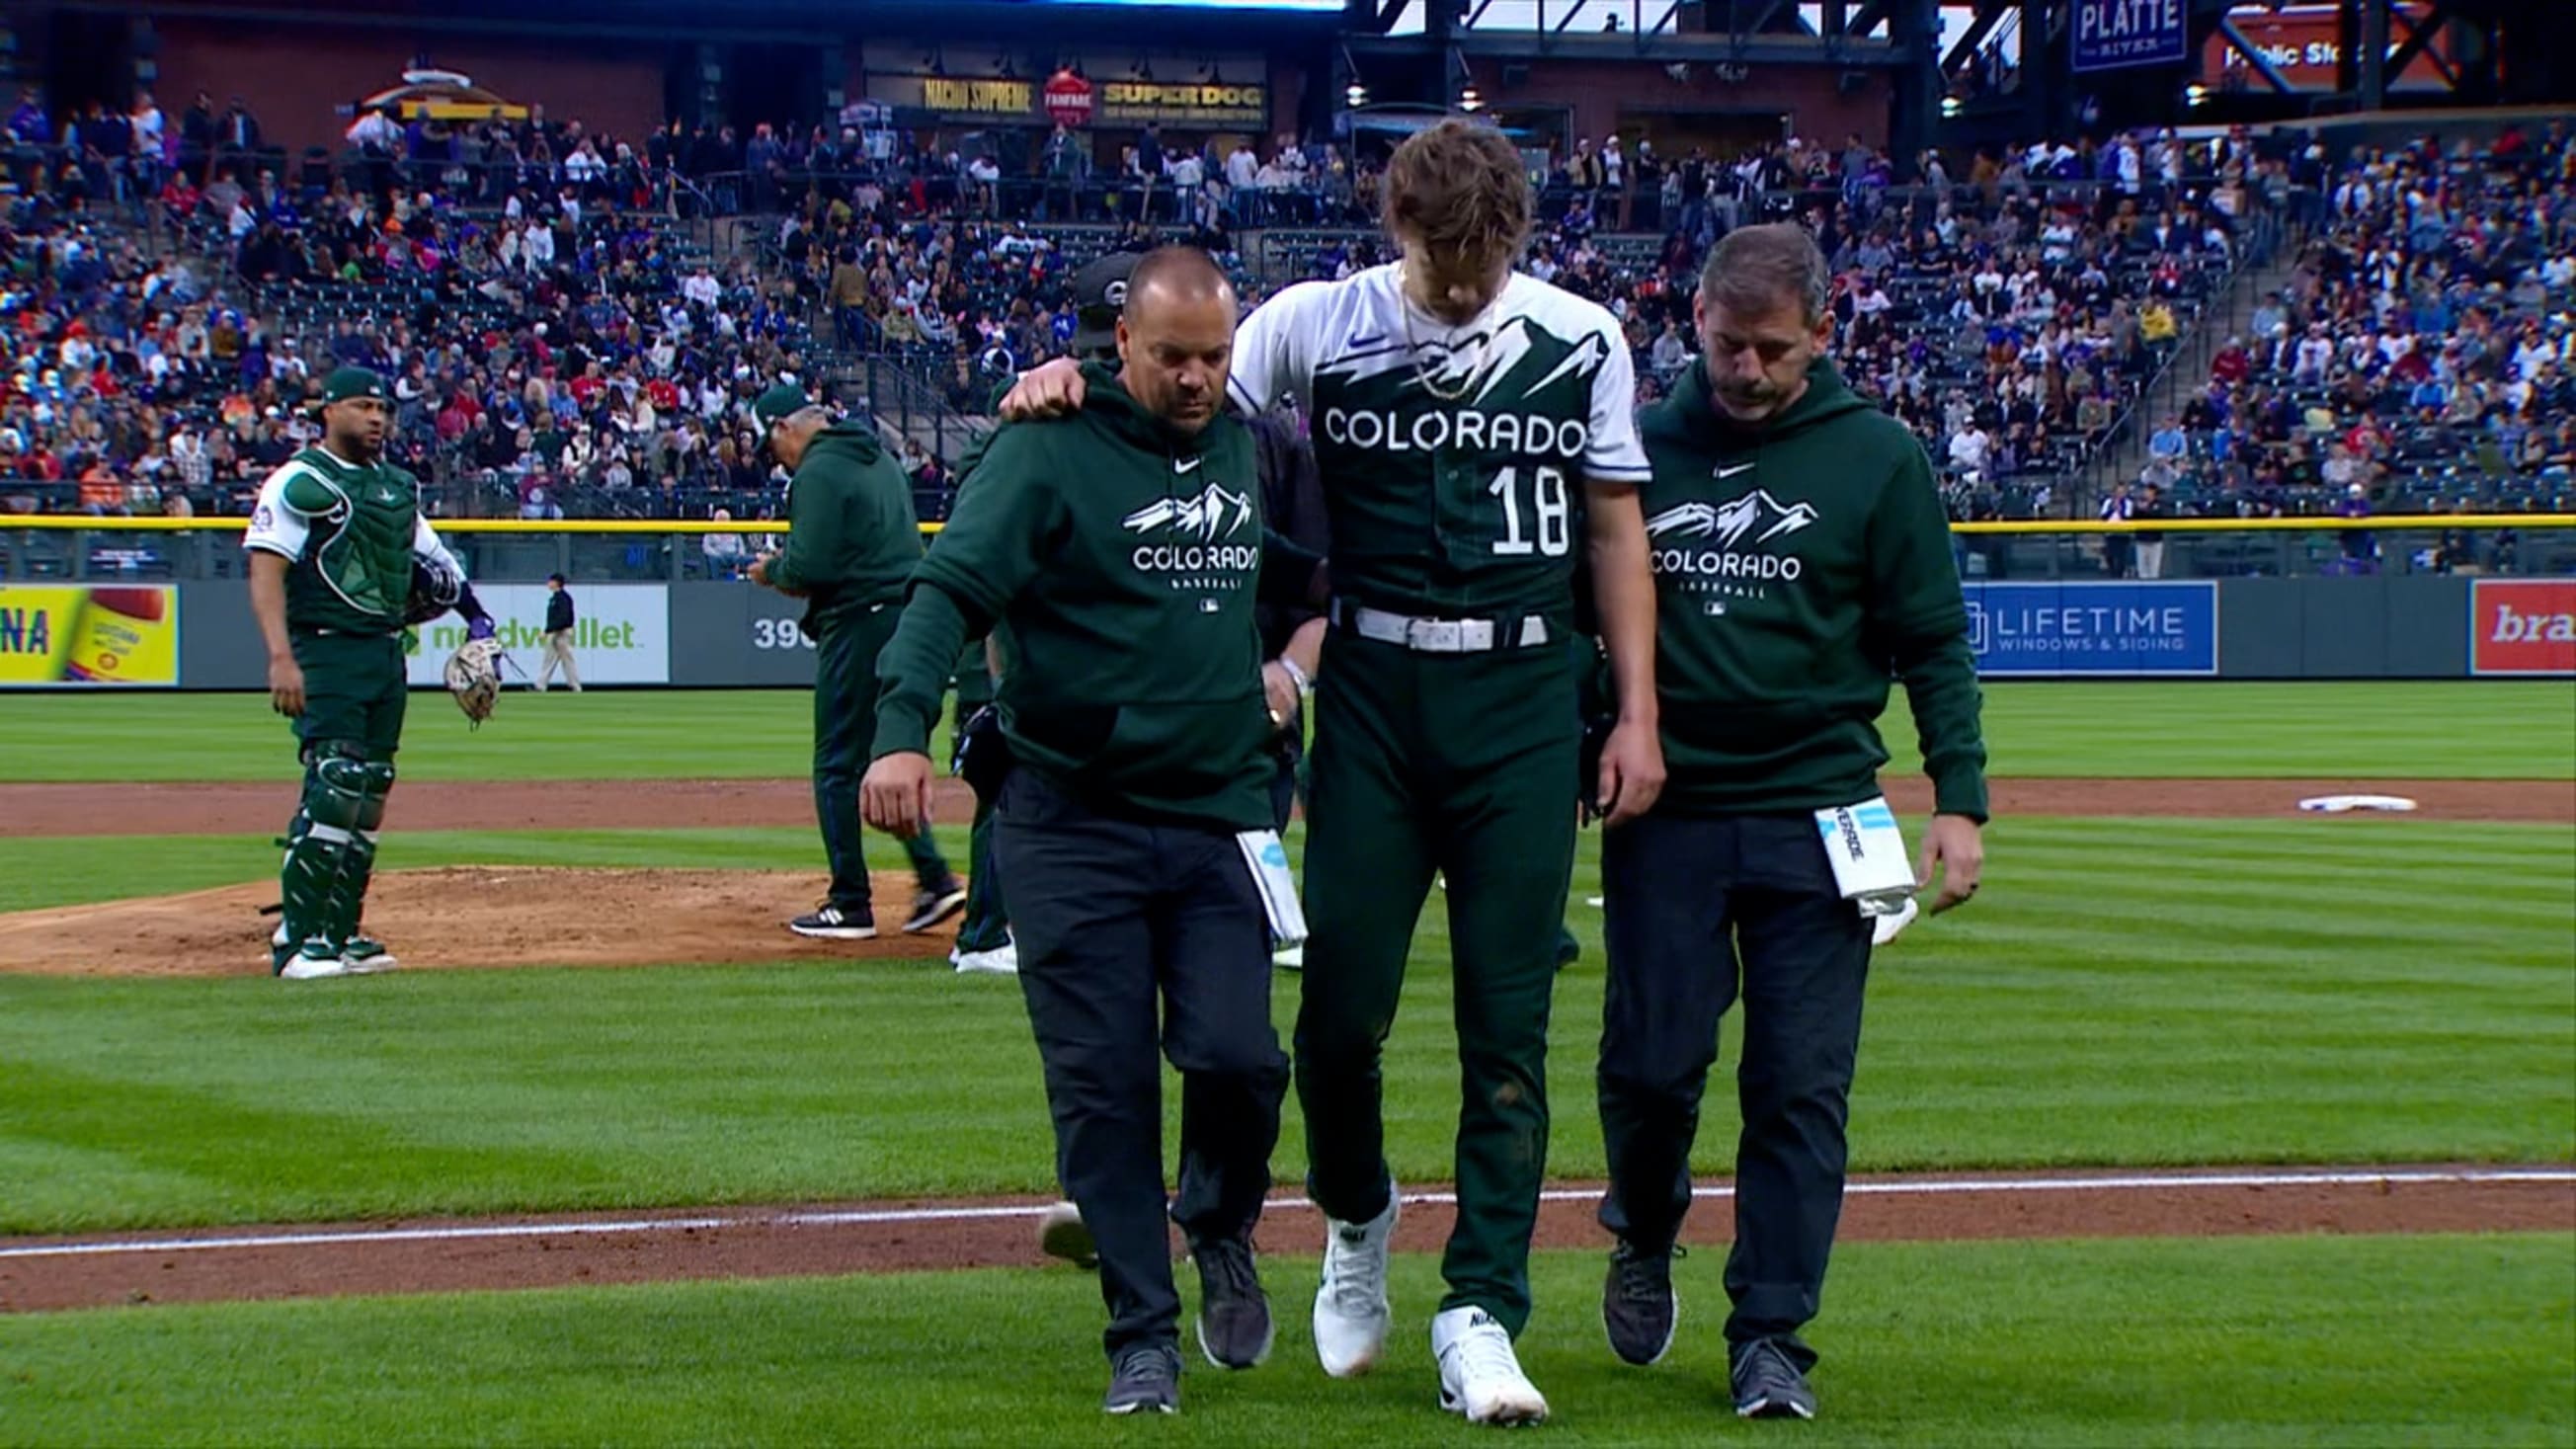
top-left (872, 363), bottom-right (1308, 830)
top-left (765, 420), bottom-right (922, 626)
top-left (1639, 357), bottom-right (1988, 821)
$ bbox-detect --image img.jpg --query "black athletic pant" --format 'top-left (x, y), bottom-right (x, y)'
top-left (993, 767), bottom-right (1290, 1359)
top-left (1596, 810), bottom-right (1873, 1369)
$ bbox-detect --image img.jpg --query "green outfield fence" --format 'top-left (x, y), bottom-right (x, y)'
top-left (6, 513), bottom-right (2572, 587)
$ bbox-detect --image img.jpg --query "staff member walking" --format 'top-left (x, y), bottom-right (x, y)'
top-left (862, 248), bottom-right (1317, 1416)
top-left (534, 573), bottom-right (582, 691)
top-left (751, 383), bottom-right (965, 940)
top-left (1012, 252), bottom-right (1328, 1279)
top-left (1595, 223), bottom-right (1988, 1421)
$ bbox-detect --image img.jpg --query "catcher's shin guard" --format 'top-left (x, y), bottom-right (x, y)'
top-left (280, 751), bottom-right (372, 960)
top-left (321, 761), bottom-right (397, 948)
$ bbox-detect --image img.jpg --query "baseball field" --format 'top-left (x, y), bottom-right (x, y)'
top-left (1, 681), bottom-right (2570, 1446)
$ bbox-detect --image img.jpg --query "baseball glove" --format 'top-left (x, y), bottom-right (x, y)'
top-left (443, 636), bottom-right (505, 727)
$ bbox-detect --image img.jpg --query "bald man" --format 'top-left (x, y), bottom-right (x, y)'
top-left (863, 248), bottom-right (1323, 1416)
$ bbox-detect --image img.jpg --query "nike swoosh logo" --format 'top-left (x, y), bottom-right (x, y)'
top-left (1716, 462), bottom-right (1757, 479)
top-left (1349, 334), bottom-right (1387, 349)
top-left (1174, 456), bottom-right (1202, 474)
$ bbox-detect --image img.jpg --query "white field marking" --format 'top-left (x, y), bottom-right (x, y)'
top-left (2, 1167), bottom-right (2568, 1263)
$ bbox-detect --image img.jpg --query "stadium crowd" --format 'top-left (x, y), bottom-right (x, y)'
top-left (4, 85), bottom-right (2566, 560)
top-left (2136, 120), bottom-right (2576, 548)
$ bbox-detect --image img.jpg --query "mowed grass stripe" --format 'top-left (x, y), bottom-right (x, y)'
top-left (6, 814), bottom-right (2569, 915)
top-left (1, 816), bottom-right (2568, 1231)
top-left (0, 1236), bottom-right (2567, 1448)
top-left (1, 681), bottom-right (2569, 782)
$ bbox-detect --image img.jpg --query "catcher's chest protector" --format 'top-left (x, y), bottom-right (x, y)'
top-left (284, 451), bottom-right (419, 632)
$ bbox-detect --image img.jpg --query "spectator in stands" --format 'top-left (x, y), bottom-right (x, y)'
top-left (2147, 415), bottom-right (2189, 471)
top-left (1649, 321), bottom-right (1688, 380)
top-left (2335, 482), bottom-right (2378, 573)
top-left (704, 506), bottom-right (749, 579)
top-left (1948, 419), bottom-right (1992, 475)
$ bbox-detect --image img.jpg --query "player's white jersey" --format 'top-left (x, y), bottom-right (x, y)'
top-left (1227, 264), bottom-right (1647, 617)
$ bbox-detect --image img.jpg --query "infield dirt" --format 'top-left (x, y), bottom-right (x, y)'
top-left (2, 1169), bottom-right (2567, 1313)
top-left (0, 867), bottom-right (960, 975)
top-left (4, 774), bottom-right (2569, 839)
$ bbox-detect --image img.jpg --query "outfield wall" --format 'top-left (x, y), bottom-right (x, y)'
top-left (5, 576), bottom-right (2565, 690)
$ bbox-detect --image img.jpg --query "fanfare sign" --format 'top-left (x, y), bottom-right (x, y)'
top-left (2073, 0), bottom-right (2189, 72)
top-left (1961, 581), bottom-right (2218, 677)
top-left (406, 584), bottom-right (671, 686)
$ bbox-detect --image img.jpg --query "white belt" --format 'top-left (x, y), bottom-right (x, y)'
top-left (1334, 602), bottom-right (1550, 654)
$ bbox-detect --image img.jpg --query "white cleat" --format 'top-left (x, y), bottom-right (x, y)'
top-left (953, 942), bottom-right (1018, 975)
top-left (1271, 943), bottom-right (1305, 970)
top-left (279, 949), bottom-right (351, 981)
top-left (1433, 1306), bottom-right (1550, 1426)
top-left (1313, 1189), bottom-right (1398, 1378)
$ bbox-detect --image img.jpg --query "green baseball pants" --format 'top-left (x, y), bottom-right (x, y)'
top-left (1293, 628), bottom-right (1577, 1336)
top-left (814, 601), bottom-right (951, 910)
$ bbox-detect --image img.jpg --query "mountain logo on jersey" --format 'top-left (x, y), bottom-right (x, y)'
top-left (1122, 484), bottom-right (1259, 591)
top-left (1647, 491), bottom-right (1818, 548)
top-left (1646, 490), bottom-right (1821, 601)
top-left (1316, 316), bottom-right (1606, 408)
top-left (1122, 484), bottom-right (1255, 543)
top-left (1313, 311), bottom-right (1608, 463)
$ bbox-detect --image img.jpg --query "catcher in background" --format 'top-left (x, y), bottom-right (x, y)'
top-left (245, 365), bottom-right (496, 981)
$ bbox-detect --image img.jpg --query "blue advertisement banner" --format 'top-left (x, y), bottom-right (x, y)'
top-left (2072, 0), bottom-right (2190, 72)
top-left (1962, 581), bottom-right (2218, 676)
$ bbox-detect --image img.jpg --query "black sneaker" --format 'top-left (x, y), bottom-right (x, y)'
top-left (1189, 1233), bottom-right (1274, 1369)
top-left (1731, 1337), bottom-right (1817, 1420)
top-left (903, 881), bottom-right (969, 933)
top-left (1603, 1239), bottom-right (1679, 1366)
top-left (1103, 1342), bottom-right (1181, 1415)
top-left (788, 902), bottom-right (876, 940)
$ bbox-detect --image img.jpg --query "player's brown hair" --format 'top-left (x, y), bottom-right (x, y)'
top-left (1381, 119), bottom-right (1532, 276)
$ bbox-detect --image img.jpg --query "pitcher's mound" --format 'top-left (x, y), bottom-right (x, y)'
top-left (0, 868), bottom-right (964, 978)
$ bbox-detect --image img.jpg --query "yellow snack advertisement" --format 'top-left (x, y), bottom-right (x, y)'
top-left (0, 586), bottom-right (180, 686)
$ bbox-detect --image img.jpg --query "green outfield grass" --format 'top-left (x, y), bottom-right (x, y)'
top-left (3, 1235), bottom-right (2569, 1447)
top-left (1, 681), bottom-right (2571, 782)
top-left (2, 816), bottom-right (2567, 1234)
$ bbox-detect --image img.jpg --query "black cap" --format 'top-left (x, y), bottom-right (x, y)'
top-left (1068, 251), bottom-right (1141, 360)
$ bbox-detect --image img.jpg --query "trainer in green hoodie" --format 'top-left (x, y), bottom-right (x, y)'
top-left (1590, 223), bottom-right (1988, 1422)
top-left (748, 384), bottom-right (962, 941)
top-left (866, 363), bottom-right (1320, 829)
top-left (1637, 329), bottom-right (1988, 824)
top-left (858, 249), bottom-right (1319, 1411)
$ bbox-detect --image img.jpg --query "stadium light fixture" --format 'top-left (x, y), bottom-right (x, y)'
top-left (1940, 94), bottom-right (1964, 118)
top-left (1345, 81), bottom-right (1368, 108)
top-left (2184, 83), bottom-right (2210, 108)
top-left (1460, 85), bottom-right (1483, 112)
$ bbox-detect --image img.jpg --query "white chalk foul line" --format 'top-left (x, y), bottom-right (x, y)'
top-left (2, 1167), bottom-right (2568, 1263)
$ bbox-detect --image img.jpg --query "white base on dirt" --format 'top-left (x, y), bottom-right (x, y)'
top-left (2297, 794), bottom-right (2420, 814)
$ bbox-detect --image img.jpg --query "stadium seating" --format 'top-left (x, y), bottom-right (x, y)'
top-left (8, 107), bottom-right (2564, 550)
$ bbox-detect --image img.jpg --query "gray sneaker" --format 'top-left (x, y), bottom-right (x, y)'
top-left (1103, 1342), bottom-right (1181, 1415)
top-left (1731, 1337), bottom-right (1818, 1420)
top-left (1190, 1234), bottom-right (1274, 1369)
top-left (1602, 1240), bottom-right (1679, 1365)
